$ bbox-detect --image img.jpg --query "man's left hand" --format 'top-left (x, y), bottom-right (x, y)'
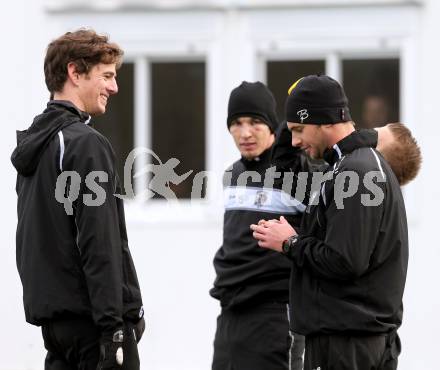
top-left (250, 216), bottom-right (297, 252)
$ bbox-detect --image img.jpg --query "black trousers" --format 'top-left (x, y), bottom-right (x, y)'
top-left (304, 331), bottom-right (401, 370)
top-left (212, 303), bottom-right (305, 370)
top-left (41, 316), bottom-right (140, 370)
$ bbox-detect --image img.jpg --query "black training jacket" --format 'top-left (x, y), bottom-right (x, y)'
top-left (210, 124), bottom-right (309, 309)
top-left (286, 130), bottom-right (408, 336)
top-left (11, 101), bottom-right (143, 337)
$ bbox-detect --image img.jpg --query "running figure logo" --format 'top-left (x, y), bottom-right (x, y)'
top-left (118, 147), bottom-right (193, 201)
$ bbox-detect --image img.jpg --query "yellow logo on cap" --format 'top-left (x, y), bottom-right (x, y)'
top-left (288, 77), bottom-right (304, 95)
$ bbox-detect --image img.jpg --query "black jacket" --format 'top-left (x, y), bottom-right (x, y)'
top-left (210, 124), bottom-right (309, 309)
top-left (11, 101), bottom-right (143, 338)
top-left (287, 130), bottom-right (408, 336)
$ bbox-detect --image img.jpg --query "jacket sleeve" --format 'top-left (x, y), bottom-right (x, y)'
top-left (66, 132), bottom-right (123, 338)
top-left (290, 166), bottom-right (386, 280)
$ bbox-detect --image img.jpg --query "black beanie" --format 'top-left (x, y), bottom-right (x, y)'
top-left (227, 81), bottom-right (279, 132)
top-left (285, 74), bottom-right (351, 125)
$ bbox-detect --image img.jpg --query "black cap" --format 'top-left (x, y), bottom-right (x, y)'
top-left (285, 74), bottom-right (351, 124)
top-left (227, 81), bottom-right (279, 132)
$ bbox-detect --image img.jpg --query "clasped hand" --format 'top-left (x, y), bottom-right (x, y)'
top-left (250, 216), bottom-right (297, 252)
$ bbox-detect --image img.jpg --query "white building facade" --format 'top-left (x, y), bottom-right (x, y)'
top-left (1, 1), bottom-right (438, 369)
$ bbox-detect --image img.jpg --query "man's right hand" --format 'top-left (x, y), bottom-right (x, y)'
top-left (251, 216), bottom-right (297, 252)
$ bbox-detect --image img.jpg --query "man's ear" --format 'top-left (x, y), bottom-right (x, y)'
top-left (66, 62), bottom-right (81, 86)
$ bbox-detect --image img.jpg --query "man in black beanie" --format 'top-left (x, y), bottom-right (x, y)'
top-left (251, 74), bottom-right (408, 370)
top-left (210, 81), bottom-right (305, 370)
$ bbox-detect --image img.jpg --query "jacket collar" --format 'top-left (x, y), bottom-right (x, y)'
top-left (323, 129), bottom-right (378, 165)
top-left (241, 147), bottom-right (272, 166)
top-left (47, 100), bottom-right (92, 124)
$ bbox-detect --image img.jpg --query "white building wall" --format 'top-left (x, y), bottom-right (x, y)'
top-left (401, 1), bottom-right (440, 369)
top-left (1, 1), bottom-right (439, 369)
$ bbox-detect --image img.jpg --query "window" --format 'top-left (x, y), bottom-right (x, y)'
top-left (266, 58), bottom-right (400, 130)
top-left (342, 58), bottom-right (400, 129)
top-left (93, 60), bottom-right (207, 200)
top-left (151, 62), bottom-right (206, 199)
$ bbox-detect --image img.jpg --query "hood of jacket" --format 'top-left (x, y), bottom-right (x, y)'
top-left (11, 100), bottom-right (90, 176)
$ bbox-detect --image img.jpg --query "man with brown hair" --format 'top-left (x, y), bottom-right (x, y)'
top-left (11, 29), bottom-right (144, 369)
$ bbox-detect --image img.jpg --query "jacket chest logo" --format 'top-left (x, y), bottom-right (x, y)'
top-left (254, 190), bottom-right (268, 208)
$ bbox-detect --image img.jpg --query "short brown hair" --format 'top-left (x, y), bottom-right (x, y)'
top-left (381, 123), bottom-right (422, 186)
top-left (44, 28), bottom-right (123, 94)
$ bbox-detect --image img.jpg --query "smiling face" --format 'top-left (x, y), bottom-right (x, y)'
top-left (76, 63), bottom-right (118, 116)
top-left (229, 116), bottom-right (275, 159)
top-left (287, 121), bottom-right (328, 159)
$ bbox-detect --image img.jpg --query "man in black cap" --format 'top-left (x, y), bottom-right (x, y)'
top-left (251, 75), bottom-right (408, 370)
top-left (210, 81), bottom-right (305, 370)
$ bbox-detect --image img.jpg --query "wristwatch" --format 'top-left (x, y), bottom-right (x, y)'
top-left (282, 235), bottom-right (299, 255)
